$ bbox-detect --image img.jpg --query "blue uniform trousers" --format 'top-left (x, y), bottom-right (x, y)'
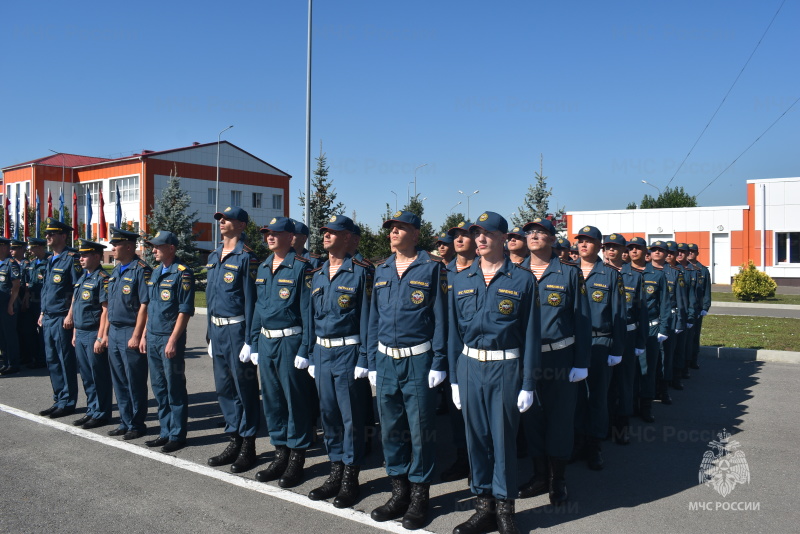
top-left (610, 334), bottom-right (637, 418)
top-left (315, 344), bottom-right (366, 466)
top-left (376, 349), bottom-right (437, 484)
top-left (74, 328), bottom-right (112, 419)
top-left (258, 333), bottom-right (313, 449)
top-left (659, 333), bottom-right (676, 382)
top-left (690, 316), bottom-right (703, 366)
top-left (147, 332), bottom-right (188, 441)
top-left (673, 329), bottom-right (689, 376)
top-left (42, 314), bottom-right (78, 409)
top-left (458, 356), bottom-right (520, 500)
top-left (576, 344), bottom-right (611, 439)
top-left (0, 297), bottom-right (19, 368)
top-left (523, 347), bottom-right (576, 459)
top-left (108, 325), bottom-right (149, 432)
top-left (210, 322), bottom-right (260, 438)
top-left (19, 304), bottom-right (45, 366)
top-left (637, 330), bottom-right (660, 400)
top-left (445, 379), bottom-right (467, 450)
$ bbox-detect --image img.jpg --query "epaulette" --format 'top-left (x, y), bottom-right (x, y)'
top-left (310, 253), bottom-right (321, 259)
top-left (99, 270), bottom-right (110, 278)
top-left (631, 266), bottom-right (644, 273)
top-left (352, 259), bottom-right (371, 269)
top-left (559, 259), bottom-right (577, 266)
top-left (243, 244), bottom-right (254, 253)
top-left (374, 259), bottom-right (386, 266)
top-left (605, 262), bottom-right (621, 272)
top-left (178, 264), bottom-right (187, 271)
top-left (516, 264), bottom-right (534, 274)
top-left (670, 264), bottom-right (681, 270)
top-left (360, 257), bottom-right (375, 266)
top-left (67, 251), bottom-right (76, 257)
top-left (295, 255), bottom-right (309, 263)
top-left (137, 260), bottom-right (150, 269)
top-left (429, 255), bottom-right (443, 263)
top-left (308, 266), bottom-right (323, 274)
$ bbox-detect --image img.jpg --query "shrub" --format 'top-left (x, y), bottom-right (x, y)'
top-left (732, 261), bottom-right (777, 302)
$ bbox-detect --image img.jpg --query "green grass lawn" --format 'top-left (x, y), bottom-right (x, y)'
top-left (711, 292), bottom-right (800, 305)
top-left (195, 292), bottom-right (207, 308)
top-left (701, 315), bottom-right (800, 351)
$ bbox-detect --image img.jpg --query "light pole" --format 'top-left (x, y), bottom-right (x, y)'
top-left (413, 163), bottom-right (428, 197)
top-left (215, 125), bottom-right (234, 245)
top-left (304, 0), bottom-right (313, 227)
top-left (390, 190), bottom-right (398, 212)
top-left (407, 181), bottom-right (415, 203)
top-left (48, 149), bottom-right (66, 221)
top-left (458, 189), bottom-right (480, 221)
top-left (448, 201), bottom-right (462, 215)
top-left (641, 180), bottom-right (661, 195)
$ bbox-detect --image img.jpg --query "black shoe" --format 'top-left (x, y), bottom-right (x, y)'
top-left (0, 367), bottom-right (20, 375)
top-left (548, 457), bottom-right (568, 506)
top-left (161, 440), bottom-right (186, 453)
top-left (613, 417), bottom-right (630, 445)
top-left (518, 456), bottom-right (548, 499)
top-left (587, 438), bottom-right (604, 471)
top-left (308, 461), bottom-right (345, 501)
top-left (453, 495), bottom-right (496, 534)
top-left (0, 365), bottom-right (7, 373)
top-left (639, 399), bottom-right (655, 423)
top-left (28, 362), bottom-right (47, 369)
top-left (230, 437), bottom-right (257, 473)
top-left (73, 414), bottom-right (93, 427)
top-left (495, 499), bottom-right (520, 534)
top-left (402, 483), bottom-right (430, 530)
top-left (49, 407), bottom-right (76, 419)
top-left (689, 362), bottom-right (700, 370)
top-left (208, 434), bottom-right (243, 467)
top-left (82, 418), bottom-right (109, 429)
top-left (441, 448), bottom-right (470, 482)
top-left (681, 369), bottom-right (691, 379)
top-left (671, 377), bottom-right (684, 391)
top-left (39, 405), bottom-right (58, 416)
top-left (658, 380), bottom-right (673, 405)
top-left (371, 475), bottom-right (411, 522)
top-left (145, 436), bottom-right (170, 448)
top-left (333, 465), bottom-right (360, 508)
top-left (123, 430), bottom-right (146, 440)
top-left (108, 427), bottom-right (128, 436)
top-left (255, 445), bottom-right (290, 482)
top-left (278, 449), bottom-right (306, 488)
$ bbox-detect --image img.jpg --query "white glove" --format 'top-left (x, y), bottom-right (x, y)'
top-left (207, 341), bottom-right (213, 358)
top-left (517, 390), bottom-right (534, 413)
top-left (354, 366), bottom-right (369, 379)
top-left (368, 371), bottom-right (377, 387)
top-left (687, 323), bottom-right (694, 329)
top-left (308, 365), bottom-right (315, 379)
top-left (294, 356), bottom-right (309, 369)
top-left (607, 355), bottom-right (622, 366)
top-left (569, 367), bottom-right (588, 382)
top-left (657, 333), bottom-right (668, 343)
top-left (250, 352), bottom-right (259, 365)
top-left (675, 329), bottom-right (683, 334)
top-left (634, 348), bottom-right (645, 356)
top-left (428, 370), bottom-right (446, 388)
top-left (238, 343), bottom-right (252, 363)
top-left (700, 310), bottom-right (708, 317)
top-left (451, 384), bottom-right (462, 410)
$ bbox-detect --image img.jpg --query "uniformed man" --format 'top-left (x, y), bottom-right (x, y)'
top-left (9, 240), bottom-right (32, 368)
top-left (103, 226), bottom-right (152, 440)
top-left (250, 216), bottom-right (314, 488)
top-left (687, 243), bottom-right (711, 370)
top-left (569, 242), bottom-right (579, 263)
top-left (554, 237), bottom-right (571, 263)
top-left (518, 217), bottom-right (591, 507)
top-left (292, 220), bottom-right (322, 269)
top-left (676, 243), bottom-right (699, 381)
top-left (0, 237), bottom-right (22, 375)
top-left (574, 225), bottom-right (625, 470)
top-left (667, 242), bottom-right (695, 391)
top-left (70, 239), bottom-right (112, 429)
top-left (306, 214), bottom-right (371, 509)
top-left (449, 211), bottom-right (540, 534)
top-left (140, 231), bottom-right (194, 453)
top-left (37, 218), bottom-right (82, 418)
top-left (506, 226), bottom-right (529, 265)
top-left (626, 237), bottom-right (670, 423)
top-left (436, 232), bottom-right (455, 263)
top-left (367, 210), bottom-right (447, 530)
top-left (23, 238), bottom-right (49, 369)
top-left (203, 207), bottom-right (261, 472)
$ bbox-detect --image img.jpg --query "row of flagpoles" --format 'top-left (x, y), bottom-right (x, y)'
top-left (3, 182), bottom-right (124, 241)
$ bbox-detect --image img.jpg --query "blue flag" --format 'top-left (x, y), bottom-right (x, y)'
top-left (14, 195), bottom-right (19, 240)
top-left (86, 187), bottom-right (93, 240)
top-left (35, 193), bottom-right (40, 238)
top-left (115, 181), bottom-right (122, 229)
top-left (58, 188), bottom-right (64, 223)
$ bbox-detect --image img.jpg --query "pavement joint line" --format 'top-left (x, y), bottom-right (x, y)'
top-left (0, 402), bottom-right (431, 534)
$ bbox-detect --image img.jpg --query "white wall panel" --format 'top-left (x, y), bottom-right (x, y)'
top-left (150, 144), bottom-right (289, 177)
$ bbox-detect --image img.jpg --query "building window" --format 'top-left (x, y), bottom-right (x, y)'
top-left (208, 188), bottom-right (216, 205)
top-left (77, 182), bottom-right (102, 207)
top-left (272, 194), bottom-right (282, 210)
top-left (776, 232), bottom-right (800, 264)
top-left (252, 192), bottom-right (262, 209)
top-left (110, 176), bottom-right (139, 203)
top-left (231, 190), bottom-right (242, 206)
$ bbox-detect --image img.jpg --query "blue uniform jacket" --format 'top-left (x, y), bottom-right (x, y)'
top-left (146, 262), bottom-right (195, 336)
top-left (307, 255), bottom-right (371, 369)
top-left (447, 257), bottom-right (541, 391)
top-left (41, 249), bottom-right (82, 315)
top-left (579, 258), bottom-right (626, 355)
top-left (678, 263), bottom-right (698, 323)
top-left (367, 250), bottom-right (448, 372)
top-left (206, 241), bottom-right (258, 341)
top-left (107, 257), bottom-right (152, 327)
top-left (251, 249), bottom-right (312, 358)
top-left (640, 263), bottom-right (672, 337)
top-left (300, 248), bottom-right (323, 270)
top-left (693, 261), bottom-right (712, 313)
top-left (656, 264), bottom-right (686, 331)
top-left (620, 263), bottom-right (648, 351)
top-left (71, 267), bottom-right (110, 331)
top-left (0, 257), bottom-right (21, 300)
top-left (25, 257), bottom-right (49, 303)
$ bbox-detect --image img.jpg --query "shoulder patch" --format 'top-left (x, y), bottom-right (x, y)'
top-left (308, 266), bottom-right (323, 274)
top-left (310, 253), bottom-right (321, 259)
top-left (374, 259), bottom-right (386, 266)
top-left (295, 255), bottom-right (309, 263)
top-left (352, 259), bottom-right (371, 269)
top-left (178, 264), bottom-right (187, 271)
top-left (515, 264), bottom-right (534, 274)
top-left (429, 255), bottom-right (443, 263)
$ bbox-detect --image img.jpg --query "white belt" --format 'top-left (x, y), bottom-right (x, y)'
top-left (379, 341), bottom-right (431, 359)
top-left (463, 345), bottom-right (520, 362)
top-left (211, 315), bottom-right (244, 326)
top-left (592, 331), bottom-right (611, 338)
top-left (317, 335), bottom-right (361, 348)
top-left (541, 336), bottom-right (575, 353)
top-left (626, 322), bottom-right (639, 332)
top-left (261, 326), bottom-right (302, 338)
top-left (649, 320), bottom-right (660, 327)
top-left (671, 308), bottom-right (678, 314)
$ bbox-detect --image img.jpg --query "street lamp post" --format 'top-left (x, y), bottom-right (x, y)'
top-left (641, 180), bottom-right (661, 195)
top-left (448, 201), bottom-right (462, 215)
top-left (407, 181), bottom-right (415, 203)
top-left (390, 190), bottom-right (398, 212)
top-left (413, 163), bottom-right (428, 197)
top-left (458, 189), bottom-right (480, 221)
top-left (215, 125), bottom-right (234, 245)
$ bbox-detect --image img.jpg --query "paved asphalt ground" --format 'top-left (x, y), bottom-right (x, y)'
top-left (1, 314), bottom-right (797, 533)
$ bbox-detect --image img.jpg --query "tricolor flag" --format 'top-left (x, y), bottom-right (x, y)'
top-left (47, 189), bottom-right (53, 218)
top-left (58, 188), bottom-right (64, 223)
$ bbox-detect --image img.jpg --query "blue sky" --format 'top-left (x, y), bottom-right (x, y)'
top-left (2, 1), bottom-right (797, 230)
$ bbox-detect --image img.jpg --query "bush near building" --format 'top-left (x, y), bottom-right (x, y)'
top-left (732, 260), bottom-right (777, 302)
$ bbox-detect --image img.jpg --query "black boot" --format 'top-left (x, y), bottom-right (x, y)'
top-left (371, 475), bottom-right (411, 522)
top-left (441, 447), bottom-right (470, 482)
top-left (333, 465), bottom-right (361, 508)
top-left (230, 436), bottom-right (257, 473)
top-left (308, 461), bottom-right (345, 501)
top-left (495, 499), bottom-right (520, 534)
top-left (659, 380), bottom-right (673, 405)
top-left (518, 455), bottom-right (548, 498)
top-left (569, 433), bottom-right (587, 464)
top-left (453, 495), bottom-right (496, 534)
top-left (278, 448), bottom-right (306, 488)
top-left (614, 416), bottom-right (630, 445)
top-left (402, 482), bottom-right (430, 530)
top-left (207, 434), bottom-right (242, 467)
top-left (670, 376), bottom-right (684, 390)
top-left (640, 398), bottom-right (655, 423)
top-left (548, 457), bottom-right (568, 506)
top-left (586, 437), bottom-right (604, 471)
top-left (255, 445), bottom-right (289, 482)
top-left (681, 367), bottom-right (691, 379)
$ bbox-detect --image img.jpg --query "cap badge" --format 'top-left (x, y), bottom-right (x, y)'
top-left (270, 218), bottom-right (277, 224)
top-left (478, 213), bottom-right (489, 222)
top-left (330, 215), bottom-right (337, 222)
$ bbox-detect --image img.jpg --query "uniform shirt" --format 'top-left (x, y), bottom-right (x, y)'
top-left (25, 257), bottom-right (49, 303)
top-left (299, 248), bottom-right (323, 270)
top-left (107, 256), bottom-right (152, 327)
top-left (578, 257), bottom-right (626, 354)
top-left (691, 261), bottom-right (712, 313)
top-left (619, 263), bottom-right (648, 351)
top-left (678, 262), bottom-right (699, 323)
top-left (535, 255), bottom-right (592, 368)
top-left (13, 258), bottom-right (29, 300)
top-left (671, 264), bottom-right (695, 325)
top-left (146, 262), bottom-right (195, 336)
top-left (0, 257), bottom-right (21, 299)
top-left (251, 249), bottom-right (311, 357)
top-left (639, 263), bottom-right (672, 337)
top-left (41, 249), bottom-right (82, 315)
top-left (206, 241), bottom-right (258, 339)
top-left (72, 266), bottom-right (110, 331)
top-left (367, 250), bottom-right (448, 372)
top-left (447, 257), bottom-right (541, 392)
top-left (654, 264), bottom-right (687, 331)
top-left (307, 255), bottom-right (371, 369)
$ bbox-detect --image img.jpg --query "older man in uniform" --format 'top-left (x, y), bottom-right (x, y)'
top-left (103, 227), bottom-right (152, 440)
top-left (37, 218), bottom-right (82, 418)
top-left (449, 211), bottom-right (540, 534)
top-left (23, 238), bottom-right (50, 369)
top-left (367, 210), bottom-right (447, 530)
top-left (0, 237), bottom-right (22, 375)
top-left (306, 214), bottom-right (371, 509)
top-left (687, 244), bottom-right (711, 370)
top-left (140, 231), bottom-right (194, 453)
